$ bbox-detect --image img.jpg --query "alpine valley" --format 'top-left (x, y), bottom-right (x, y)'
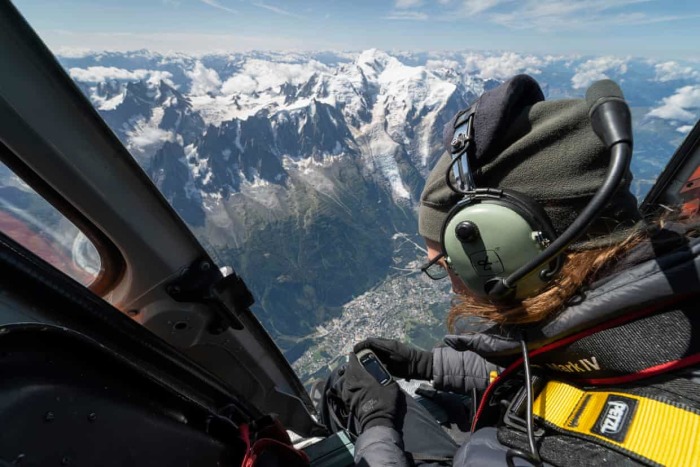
top-left (47, 50), bottom-right (700, 381)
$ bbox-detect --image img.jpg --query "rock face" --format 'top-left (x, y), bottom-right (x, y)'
top-left (148, 141), bottom-right (205, 227)
top-left (59, 49), bottom-right (688, 357)
top-left (63, 50), bottom-right (477, 347)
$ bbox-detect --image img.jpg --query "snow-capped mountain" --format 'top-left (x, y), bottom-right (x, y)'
top-left (67, 50), bottom-right (490, 207)
top-left (58, 49), bottom-right (700, 356)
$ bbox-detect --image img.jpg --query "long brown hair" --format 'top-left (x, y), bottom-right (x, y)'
top-left (447, 232), bottom-right (644, 331)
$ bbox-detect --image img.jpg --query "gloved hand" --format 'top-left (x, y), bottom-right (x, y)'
top-left (341, 353), bottom-right (403, 432)
top-left (354, 338), bottom-right (433, 381)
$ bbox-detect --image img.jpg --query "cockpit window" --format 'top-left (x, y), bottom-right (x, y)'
top-left (0, 160), bottom-right (101, 287)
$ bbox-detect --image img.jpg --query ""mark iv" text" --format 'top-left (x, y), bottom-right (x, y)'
top-left (546, 356), bottom-right (600, 373)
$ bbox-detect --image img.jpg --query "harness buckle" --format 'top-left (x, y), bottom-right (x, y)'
top-left (502, 374), bottom-right (546, 437)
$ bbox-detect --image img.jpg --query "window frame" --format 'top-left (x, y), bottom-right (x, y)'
top-left (1, 142), bottom-right (125, 295)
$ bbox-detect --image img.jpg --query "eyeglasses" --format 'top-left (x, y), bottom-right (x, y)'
top-left (420, 253), bottom-right (449, 280)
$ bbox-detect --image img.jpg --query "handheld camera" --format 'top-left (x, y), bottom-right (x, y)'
top-left (355, 349), bottom-right (393, 386)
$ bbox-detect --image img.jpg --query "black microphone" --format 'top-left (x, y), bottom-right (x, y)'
top-left (586, 79), bottom-right (633, 149)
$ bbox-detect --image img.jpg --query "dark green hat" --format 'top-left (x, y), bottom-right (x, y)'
top-left (419, 75), bottom-right (642, 250)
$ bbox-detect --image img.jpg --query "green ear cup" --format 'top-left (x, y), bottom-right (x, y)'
top-left (442, 202), bottom-right (549, 300)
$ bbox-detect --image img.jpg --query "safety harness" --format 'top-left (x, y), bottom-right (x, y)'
top-left (472, 292), bottom-right (700, 466)
top-left (531, 380), bottom-right (699, 466)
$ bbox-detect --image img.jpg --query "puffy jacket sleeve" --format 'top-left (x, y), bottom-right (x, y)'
top-left (432, 346), bottom-right (499, 394)
top-left (354, 425), bottom-right (410, 467)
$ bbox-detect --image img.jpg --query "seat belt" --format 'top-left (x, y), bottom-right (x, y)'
top-left (531, 380), bottom-right (700, 466)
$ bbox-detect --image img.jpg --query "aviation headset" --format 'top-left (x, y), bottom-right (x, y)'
top-left (438, 80), bottom-right (633, 303)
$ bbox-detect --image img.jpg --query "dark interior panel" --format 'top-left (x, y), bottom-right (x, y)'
top-left (0, 329), bottom-right (245, 466)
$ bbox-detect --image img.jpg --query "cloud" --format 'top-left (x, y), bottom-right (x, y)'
top-left (128, 127), bottom-right (177, 153)
top-left (395, 0), bottom-right (423, 8)
top-left (459, 0), bottom-right (509, 15)
top-left (654, 61), bottom-right (700, 82)
top-left (252, 2), bottom-right (303, 19)
top-left (55, 47), bottom-right (95, 58)
top-left (387, 0), bottom-right (432, 20)
top-left (45, 30), bottom-right (324, 54)
top-left (145, 71), bottom-right (177, 87)
top-left (220, 58), bottom-right (328, 94)
top-left (571, 56), bottom-right (628, 89)
top-left (68, 66), bottom-right (174, 85)
top-left (647, 85), bottom-right (700, 122)
top-left (186, 61), bottom-right (222, 95)
top-left (386, 11), bottom-right (429, 20)
top-left (486, 0), bottom-right (690, 31)
top-left (606, 12), bottom-right (700, 26)
top-left (221, 74), bottom-right (258, 95)
top-left (398, 0), bottom-right (509, 20)
top-left (677, 125), bottom-right (694, 134)
top-left (425, 58), bottom-right (462, 70)
top-left (200, 0), bottom-right (238, 15)
top-left (462, 52), bottom-right (546, 80)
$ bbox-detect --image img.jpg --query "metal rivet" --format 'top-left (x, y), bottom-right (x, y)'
top-left (61, 456), bottom-right (70, 465)
top-left (44, 411), bottom-right (55, 422)
top-left (88, 412), bottom-right (97, 422)
top-left (200, 262), bottom-right (211, 271)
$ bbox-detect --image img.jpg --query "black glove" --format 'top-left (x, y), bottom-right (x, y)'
top-left (341, 353), bottom-right (403, 432)
top-left (353, 338), bottom-right (433, 381)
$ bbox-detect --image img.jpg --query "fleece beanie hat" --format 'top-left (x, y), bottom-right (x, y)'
top-left (419, 74), bottom-right (642, 250)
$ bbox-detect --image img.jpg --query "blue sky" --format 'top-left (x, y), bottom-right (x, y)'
top-left (12, 0), bottom-right (700, 59)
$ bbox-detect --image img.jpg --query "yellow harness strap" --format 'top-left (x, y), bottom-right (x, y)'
top-left (533, 380), bottom-right (700, 466)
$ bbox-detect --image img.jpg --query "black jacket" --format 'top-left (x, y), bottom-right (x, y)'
top-left (354, 226), bottom-right (700, 466)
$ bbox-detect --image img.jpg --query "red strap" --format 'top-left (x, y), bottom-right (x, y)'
top-left (578, 353), bottom-right (700, 385)
top-left (240, 421), bottom-right (310, 467)
top-left (471, 293), bottom-right (697, 431)
top-left (240, 423), bottom-right (251, 450)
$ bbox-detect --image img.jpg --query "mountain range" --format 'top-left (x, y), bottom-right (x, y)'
top-left (33, 49), bottom-right (700, 365)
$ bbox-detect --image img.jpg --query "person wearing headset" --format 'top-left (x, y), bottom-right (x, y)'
top-left (340, 75), bottom-right (700, 466)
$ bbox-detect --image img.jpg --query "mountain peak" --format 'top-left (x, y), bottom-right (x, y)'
top-left (356, 49), bottom-right (393, 72)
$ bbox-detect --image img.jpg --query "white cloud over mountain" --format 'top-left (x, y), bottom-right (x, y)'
top-left (647, 85), bottom-right (700, 122)
top-left (69, 66), bottom-right (174, 85)
top-left (654, 61), bottom-right (700, 82)
top-left (128, 126), bottom-right (178, 154)
top-left (571, 56), bottom-right (627, 89)
top-left (187, 61), bottom-right (222, 95)
top-left (462, 52), bottom-right (546, 80)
